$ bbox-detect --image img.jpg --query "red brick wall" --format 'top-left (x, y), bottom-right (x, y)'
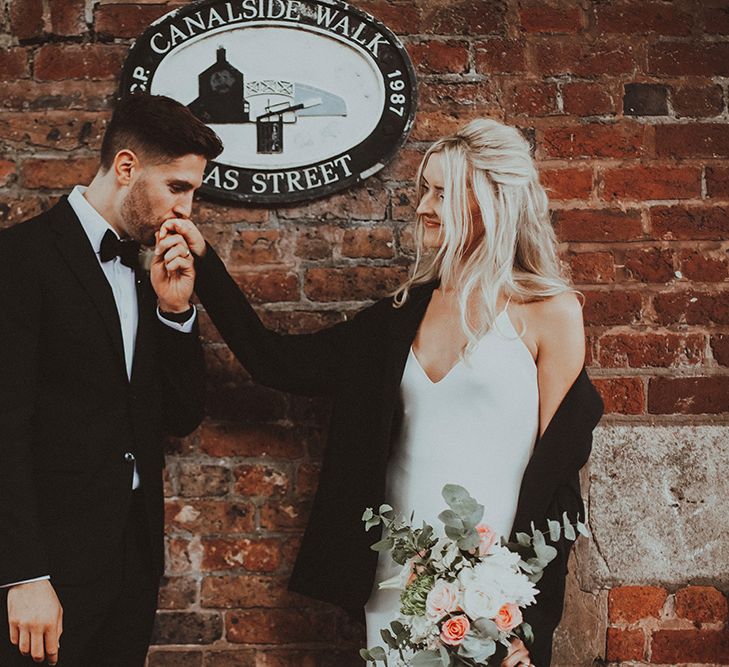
top-left (2, 1), bottom-right (728, 665)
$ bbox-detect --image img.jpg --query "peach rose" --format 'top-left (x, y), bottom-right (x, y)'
top-left (440, 614), bottom-right (470, 646)
top-left (476, 523), bottom-right (498, 556)
top-left (495, 603), bottom-right (523, 632)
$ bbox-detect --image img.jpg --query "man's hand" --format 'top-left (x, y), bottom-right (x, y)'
top-left (158, 218), bottom-right (206, 258)
top-left (152, 230), bottom-right (195, 313)
top-left (501, 637), bottom-right (534, 667)
top-left (7, 580), bottom-right (63, 665)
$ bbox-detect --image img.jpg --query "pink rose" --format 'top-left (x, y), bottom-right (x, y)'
top-left (495, 603), bottom-right (523, 632)
top-left (426, 580), bottom-right (460, 620)
top-left (476, 523), bottom-right (498, 556)
top-left (440, 615), bottom-right (470, 646)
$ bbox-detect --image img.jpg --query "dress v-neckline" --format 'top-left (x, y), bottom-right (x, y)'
top-left (409, 308), bottom-right (511, 385)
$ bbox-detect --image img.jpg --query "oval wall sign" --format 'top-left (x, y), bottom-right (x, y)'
top-left (119, 0), bottom-right (417, 204)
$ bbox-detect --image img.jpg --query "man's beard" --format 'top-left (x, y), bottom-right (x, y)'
top-left (120, 178), bottom-right (159, 247)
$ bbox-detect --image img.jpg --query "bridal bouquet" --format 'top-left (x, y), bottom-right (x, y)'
top-left (360, 485), bottom-right (589, 667)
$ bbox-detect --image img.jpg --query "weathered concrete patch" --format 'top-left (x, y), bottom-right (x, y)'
top-left (579, 424), bottom-right (729, 590)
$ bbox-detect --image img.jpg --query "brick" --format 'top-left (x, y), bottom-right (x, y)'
top-left (672, 84), bottom-right (725, 118)
top-left (151, 612), bottom-right (223, 645)
top-left (711, 335), bottom-right (729, 366)
top-left (0, 197), bottom-right (52, 229)
top-left (0, 111), bottom-right (108, 151)
top-left (225, 609), bottom-right (334, 644)
top-left (260, 500), bottom-right (311, 530)
top-left (599, 333), bottom-right (704, 368)
top-left (9, 0), bottom-right (44, 39)
top-left (353, 0), bottom-right (421, 34)
top-left (149, 651), bottom-right (203, 667)
top-left (417, 81), bottom-right (500, 112)
top-left (595, 3), bottom-right (692, 36)
top-left (380, 146), bottom-right (424, 181)
top-left (623, 83), bottom-right (669, 116)
top-left (228, 230), bottom-right (284, 266)
top-left (622, 247), bottom-right (675, 283)
top-left (233, 464), bottom-right (289, 498)
top-left (542, 123), bottom-right (644, 159)
top-left (531, 38), bottom-right (643, 77)
top-left (342, 227), bottom-right (395, 259)
top-left (0, 80), bottom-right (116, 111)
top-left (565, 251), bottom-right (615, 283)
top-left (95, 4), bottom-right (180, 38)
top-left (231, 270), bottom-right (298, 303)
top-left (201, 575), bottom-right (305, 608)
top-left (408, 40), bottom-right (469, 75)
top-left (651, 629), bottom-right (729, 663)
top-left (655, 124), bottom-right (729, 158)
top-left (474, 38), bottom-right (526, 74)
top-left (651, 206), bottom-right (729, 240)
top-left (649, 41), bottom-right (729, 76)
top-left (562, 82), bottom-right (617, 116)
top-left (166, 500), bottom-right (255, 534)
top-left (653, 290), bottom-right (729, 325)
top-left (555, 208), bottom-right (643, 242)
top-left (519, 4), bottom-right (582, 33)
top-left (648, 376), bottom-right (729, 414)
top-left (21, 157), bottom-right (98, 189)
top-left (0, 161), bottom-right (16, 187)
top-left (540, 167), bottom-right (592, 200)
top-left (304, 266), bottom-right (408, 302)
top-left (706, 166), bottom-right (729, 198)
top-left (278, 184), bottom-right (388, 220)
top-left (419, 0), bottom-right (506, 35)
top-left (166, 537), bottom-right (196, 575)
top-left (50, 0), bottom-right (86, 35)
top-left (410, 110), bottom-right (485, 142)
top-left (606, 627), bottom-right (644, 661)
top-left (294, 225), bottom-right (338, 260)
top-left (202, 538), bottom-right (282, 572)
top-left (177, 462), bottom-right (230, 497)
top-left (601, 166), bottom-right (700, 201)
top-left (593, 377), bottom-right (644, 415)
top-left (675, 586), bottom-right (729, 624)
top-left (203, 651), bottom-right (255, 667)
top-left (582, 290), bottom-right (643, 325)
top-left (0, 49), bottom-right (30, 80)
top-left (198, 423), bottom-right (305, 459)
top-left (148, 652), bottom-right (202, 667)
top-left (34, 44), bottom-right (127, 81)
top-left (703, 6), bottom-right (729, 34)
top-left (195, 201), bottom-right (268, 224)
top-left (158, 576), bottom-right (197, 610)
top-left (392, 185), bottom-right (417, 222)
top-left (680, 249), bottom-right (729, 282)
top-left (608, 585), bottom-right (668, 623)
top-left (504, 81), bottom-right (558, 116)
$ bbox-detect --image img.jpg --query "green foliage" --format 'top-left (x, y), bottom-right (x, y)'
top-left (400, 573), bottom-right (434, 616)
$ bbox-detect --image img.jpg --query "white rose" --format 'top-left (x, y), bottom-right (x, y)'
top-left (425, 579), bottom-right (461, 620)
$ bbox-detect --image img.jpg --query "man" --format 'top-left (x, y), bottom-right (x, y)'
top-left (0, 94), bottom-right (223, 666)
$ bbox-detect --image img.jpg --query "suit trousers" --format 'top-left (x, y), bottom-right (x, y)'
top-left (0, 490), bottom-right (160, 667)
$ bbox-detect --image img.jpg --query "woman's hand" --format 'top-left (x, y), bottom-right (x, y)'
top-left (501, 637), bottom-right (534, 667)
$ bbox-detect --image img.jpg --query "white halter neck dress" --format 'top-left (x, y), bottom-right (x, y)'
top-left (364, 301), bottom-right (540, 650)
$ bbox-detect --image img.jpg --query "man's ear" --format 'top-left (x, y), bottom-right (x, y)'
top-left (113, 149), bottom-right (139, 186)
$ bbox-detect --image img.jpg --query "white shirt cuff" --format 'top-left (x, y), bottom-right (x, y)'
top-left (156, 306), bottom-right (196, 334)
top-left (1, 575), bottom-right (51, 588)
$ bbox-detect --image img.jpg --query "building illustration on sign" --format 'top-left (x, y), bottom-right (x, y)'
top-left (188, 46), bottom-right (347, 153)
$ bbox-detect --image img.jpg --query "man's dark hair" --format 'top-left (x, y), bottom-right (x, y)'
top-left (100, 93), bottom-right (224, 170)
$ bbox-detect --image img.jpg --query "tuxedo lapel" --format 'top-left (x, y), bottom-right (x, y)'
top-left (50, 198), bottom-right (127, 377)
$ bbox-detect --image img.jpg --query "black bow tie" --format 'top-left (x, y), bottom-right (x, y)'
top-left (99, 229), bottom-right (140, 269)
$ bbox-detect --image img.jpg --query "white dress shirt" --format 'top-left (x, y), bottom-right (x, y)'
top-left (0, 186), bottom-right (196, 589)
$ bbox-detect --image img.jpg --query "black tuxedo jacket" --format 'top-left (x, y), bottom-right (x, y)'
top-left (194, 245), bottom-right (604, 667)
top-left (0, 198), bottom-right (205, 587)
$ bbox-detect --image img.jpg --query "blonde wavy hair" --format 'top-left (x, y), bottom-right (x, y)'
top-left (393, 117), bottom-right (579, 358)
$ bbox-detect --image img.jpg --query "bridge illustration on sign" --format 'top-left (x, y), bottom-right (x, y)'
top-left (188, 46), bottom-right (347, 153)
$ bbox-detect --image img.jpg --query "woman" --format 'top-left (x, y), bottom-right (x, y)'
top-left (157, 118), bottom-right (604, 666)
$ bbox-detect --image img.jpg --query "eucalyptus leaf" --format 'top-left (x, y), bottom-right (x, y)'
top-left (562, 512), bottom-right (576, 541)
top-left (438, 510), bottom-right (465, 530)
top-left (473, 617), bottom-right (501, 640)
top-left (547, 519), bottom-right (561, 542)
top-left (521, 621), bottom-right (534, 644)
top-left (370, 537), bottom-right (395, 552)
top-left (515, 532), bottom-right (532, 547)
top-left (458, 634), bottom-right (496, 661)
top-left (457, 530), bottom-right (480, 552)
top-left (381, 628), bottom-right (398, 649)
top-left (462, 505), bottom-right (485, 528)
top-left (411, 650), bottom-right (445, 666)
top-left (577, 521), bottom-right (592, 538)
top-left (379, 503), bottom-right (394, 514)
top-left (362, 508), bottom-right (374, 521)
top-left (444, 525), bottom-right (465, 541)
top-left (369, 646), bottom-right (388, 666)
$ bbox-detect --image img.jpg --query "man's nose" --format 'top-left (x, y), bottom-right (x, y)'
top-left (173, 194), bottom-right (193, 219)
